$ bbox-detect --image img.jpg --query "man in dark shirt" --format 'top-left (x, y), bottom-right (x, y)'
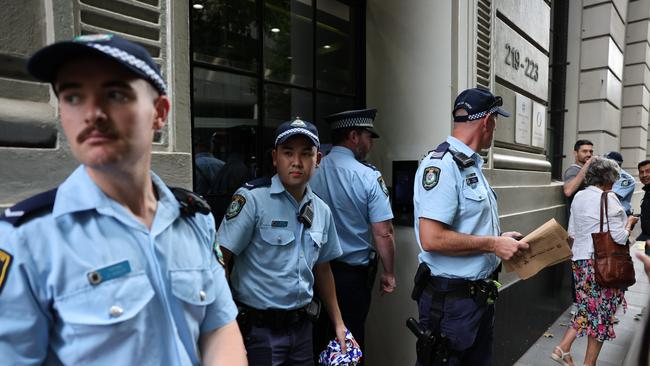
top-left (637, 160), bottom-right (650, 255)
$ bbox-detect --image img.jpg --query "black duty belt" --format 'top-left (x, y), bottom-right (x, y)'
top-left (237, 303), bottom-right (318, 330)
top-left (423, 276), bottom-right (499, 306)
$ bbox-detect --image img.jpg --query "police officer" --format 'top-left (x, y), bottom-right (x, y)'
top-left (217, 118), bottom-right (349, 365)
top-left (604, 151), bottom-right (636, 215)
top-left (412, 88), bottom-right (529, 366)
top-left (0, 34), bottom-right (246, 365)
top-left (310, 108), bottom-right (396, 356)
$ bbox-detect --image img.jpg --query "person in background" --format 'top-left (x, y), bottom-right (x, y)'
top-left (563, 140), bottom-right (594, 205)
top-left (217, 118), bottom-right (350, 366)
top-left (637, 160), bottom-right (650, 255)
top-left (551, 156), bottom-right (638, 366)
top-left (604, 151), bottom-right (635, 215)
top-left (310, 108), bottom-right (396, 361)
top-left (194, 134), bottom-right (225, 197)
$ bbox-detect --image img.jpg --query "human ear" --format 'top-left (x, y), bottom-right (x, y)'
top-left (152, 95), bottom-right (171, 130)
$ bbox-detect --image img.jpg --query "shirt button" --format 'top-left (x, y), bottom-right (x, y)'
top-left (110, 305), bottom-right (124, 318)
top-left (277, 236), bottom-right (282, 243)
top-left (199, 290), bottom-right (207, 302)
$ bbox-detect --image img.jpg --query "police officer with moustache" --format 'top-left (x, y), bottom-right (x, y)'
top-left (0, 34), bottom-right (246, 365)
top-left (411, 88), bottom-right (529, 366)
top-left (310, 108), bottom-right (396, 357)
top-left (217, 119), bottom-right (350, 365)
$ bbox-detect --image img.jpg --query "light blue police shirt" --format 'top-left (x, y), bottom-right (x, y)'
top-left (0, 166), bottom-right (238, 366)
top-left (613, 168), bottom-right (635, 214)
top-left (217, 174), bottom-right (342, 310)
top-left (310, 146), bottom-right (394, 265)
top-left (413, 136), bottom-right (501, 280)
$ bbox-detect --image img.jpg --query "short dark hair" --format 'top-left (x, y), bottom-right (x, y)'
top-left (574, 139), bottom-right (593, 151)
top-left (331, 127), bottom-right (366, 145)
top-left (639, 160), bottom-right (650, 170)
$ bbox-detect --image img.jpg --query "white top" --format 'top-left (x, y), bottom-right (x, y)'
top-left (568, 186), bottom-right (629, 260)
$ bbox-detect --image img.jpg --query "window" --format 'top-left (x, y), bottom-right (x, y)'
top-left (190, 0), bottom-right (364, 221)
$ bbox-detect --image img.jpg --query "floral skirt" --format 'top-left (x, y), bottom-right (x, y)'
top-left (571, 259), bottom-right (626, 342)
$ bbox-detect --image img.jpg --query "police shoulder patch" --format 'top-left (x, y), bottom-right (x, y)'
top-left (377, 176), bottom-right (389, 196)
top-left (622, 179), bottom-right (631, 187)
top-left (225, 194), bottom-right (246, 220)
top-left (422, 166), bottom-right (441, 190)
top-left (0, 249), bottom-right (13, 295)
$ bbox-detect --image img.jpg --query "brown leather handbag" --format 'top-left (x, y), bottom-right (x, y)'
top-left (591, 191), bottom-right (636, 288)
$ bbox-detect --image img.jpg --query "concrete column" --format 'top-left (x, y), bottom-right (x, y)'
top-left (575, 1), bottom-right (627, 154)
top-left (623, 0), bottom-right (650, 165)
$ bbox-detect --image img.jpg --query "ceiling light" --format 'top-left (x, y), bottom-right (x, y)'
top-left (271, 28), bottom-right (280, 33)
top-left (193, 4), bottom-right (204, 10)
top-left (323, 45), bottom-right (331, 49)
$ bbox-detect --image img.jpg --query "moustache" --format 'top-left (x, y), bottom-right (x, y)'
top-left (76, 122), bottom-right (118, 144)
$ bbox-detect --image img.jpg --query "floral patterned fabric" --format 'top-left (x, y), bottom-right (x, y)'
top-left (571, 259), bottom-right (626, 342)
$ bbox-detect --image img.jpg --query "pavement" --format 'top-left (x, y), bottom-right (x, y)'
top-left (515, 242), bottom-right (650, 366)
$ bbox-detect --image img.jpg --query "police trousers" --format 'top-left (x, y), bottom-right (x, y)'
top-left (313, 261), bottom-right (373, 363)
top-left (416, 280), bottom-right (495, 366)
top-left (244, 318), bottom-right (314, 366)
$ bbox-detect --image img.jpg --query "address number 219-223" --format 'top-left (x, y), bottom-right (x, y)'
top-left (504, 43), bottom-right (539, 82)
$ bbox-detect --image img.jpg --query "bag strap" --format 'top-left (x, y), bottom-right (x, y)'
top-left (599, 191), bottom-right (611, 233)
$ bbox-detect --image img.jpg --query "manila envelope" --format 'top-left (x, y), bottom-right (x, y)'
top-left (503, 218), bottom-right (573, 280)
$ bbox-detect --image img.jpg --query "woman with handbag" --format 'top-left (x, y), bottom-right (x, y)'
top-left (551, 156), bottom-right (639, 366)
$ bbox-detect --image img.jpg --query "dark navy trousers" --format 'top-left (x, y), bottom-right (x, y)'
top-left (244, 318), bottom-right (314, 366)
top-left (313, 262), bottom-right (372, 363)
top-left (416, 282), bottom-right (495, 366)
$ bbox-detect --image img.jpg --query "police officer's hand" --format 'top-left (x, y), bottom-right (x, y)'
top-left (336, 324), bottom-right (348, 354)
top-left (492, 236), bottom-right (529, 260)
top-left (380, 272), bottom-right (396, 295)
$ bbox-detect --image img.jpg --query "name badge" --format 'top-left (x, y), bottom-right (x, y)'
top-left (87, 260), bottom-right (131, 286)
top-left (271, 220), bottom-right (289, 227)
top-left (465, 173), bottom-right (479, 186)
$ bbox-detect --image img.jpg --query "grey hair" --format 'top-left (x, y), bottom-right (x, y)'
top-left (585, 156), bottom-right (620, 187)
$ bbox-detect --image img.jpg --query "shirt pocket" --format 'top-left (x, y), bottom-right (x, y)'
top-left (304, 230), bottom-right (327, 267)
top-left (170, 267), bottom-right (217, 323)
top-left (462, 186), bottom-right (489, 214)
top-left (258, 227), bottom-right (296, 269)
top-left (55, 272), bottom-right (155, 335)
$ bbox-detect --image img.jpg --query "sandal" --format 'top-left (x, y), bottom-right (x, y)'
top-left (550, 346), bottom-right (574, 366)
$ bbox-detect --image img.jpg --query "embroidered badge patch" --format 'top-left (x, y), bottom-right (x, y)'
top-left (422, 167), bottom-right (440, 190)
top-left (0, 249), bottom-right (13, 295)
top-left (622, 179), bottom-right (630, 186)
top-left (225, 194), bottom-right (246, 220)
top-left (378, 176), bottom-right (389, 196)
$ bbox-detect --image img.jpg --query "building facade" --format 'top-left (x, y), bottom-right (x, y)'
top-left (2, 0), bottom-right (649, 364)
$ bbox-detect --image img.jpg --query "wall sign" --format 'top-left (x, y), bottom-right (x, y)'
top-left (515, 93), bottom-right (531, 145)
top-left (495, 19), bottom-right (549, 101)
top-left (532, 101), bottom-right (546, 148)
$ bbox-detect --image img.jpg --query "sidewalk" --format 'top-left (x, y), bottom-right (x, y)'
top-left (515, 243), bottom-right (650, 366)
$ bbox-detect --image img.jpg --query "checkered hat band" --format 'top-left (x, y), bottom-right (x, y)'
top-left (89, 43), bottom-right (167, 94)
top-left (330, 117), bottom-right (374, 130)
top-left (467, 106), bottom-right (499, 121)
top-left (275, 127), bottom-right (319, 146)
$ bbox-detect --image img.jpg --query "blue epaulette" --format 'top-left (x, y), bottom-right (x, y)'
top-left (360, 161), bottom-right (378, 171)
top-left (243, 177), bottom-right (272, 190)
top-left (0, 188), bottom-right (58, 227)
top-left (429, 141), bottom-right (450, 160)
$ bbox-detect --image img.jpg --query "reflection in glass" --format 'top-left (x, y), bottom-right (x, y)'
top-left (264, 0), bottom-right (313, 86)
top-left (316, 0), bottom-right (354, 94)
top-left (193, 67), bottom-right (257, 225)
top-left (316, 93), bottom-right (355, 144)
top-left (191, 0), bottom-right (258, 72)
